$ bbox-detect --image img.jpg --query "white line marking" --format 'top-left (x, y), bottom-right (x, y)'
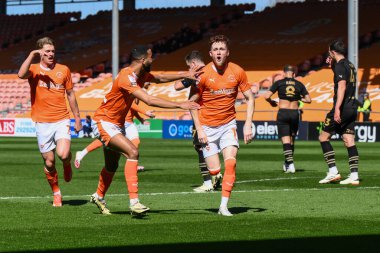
top-left (0, 186), bottom-right (379, 201)
top-left (235, 176), bottom-right (319, 184)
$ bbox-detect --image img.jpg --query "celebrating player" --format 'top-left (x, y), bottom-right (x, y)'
top-left (190, 35), bottom-right (255, 216)
top-left (89, 45), bottom-right (200, 215)
top-left (17, 37), bottom-right (82, 207)
top-left (174, 50), bottom-right (222, 192)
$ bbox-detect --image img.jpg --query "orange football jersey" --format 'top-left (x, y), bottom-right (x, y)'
top-left (94, 67), bottom-right (153, 127)
top-left (28, 63), bottom-right (73, 122)
top-left (197, 62), bottom-right (250, 126)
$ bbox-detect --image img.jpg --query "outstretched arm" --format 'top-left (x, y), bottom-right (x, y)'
top-left (132, 89), bottom-right (199, 110)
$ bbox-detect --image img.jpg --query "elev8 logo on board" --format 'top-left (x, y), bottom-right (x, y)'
top-left (252, 121), bottom-right (278, 140)
top-left (163, 120), bottom-right (193, 139)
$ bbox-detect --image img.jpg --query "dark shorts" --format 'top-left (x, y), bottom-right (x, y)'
top-left (322, 108), bottom-right (357, 135)
top-left (277, 109), bottom-right (300, 138)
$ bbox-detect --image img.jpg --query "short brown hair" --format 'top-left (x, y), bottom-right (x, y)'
top-left (209, 35), bottom-right (230, 50)
top-left (185, 50), bottom-right (204, 63)
top-left (36, 37), bottom-right (55, 49)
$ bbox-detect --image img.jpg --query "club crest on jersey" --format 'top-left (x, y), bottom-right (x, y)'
top-left (56, 72), bottom-right (63, 79)
top-left (227, 75), bottom-right (237, 82)
top-left (128, 75), bottom-right (138, 86)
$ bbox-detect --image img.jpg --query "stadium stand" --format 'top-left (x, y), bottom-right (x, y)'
top-left (0, 12), bottom-right (80, 52)
top-left (0, 4), bottom-right (254, 74)
top-left (152, 0), bottom-right (380, 72)
top-left (0, 1), bottom-right (379, 121)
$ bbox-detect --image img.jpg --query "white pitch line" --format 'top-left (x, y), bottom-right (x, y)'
top-left (0, 186), bottom-right (379, 201)
top-left (235, 176), bottom-right (319, 184)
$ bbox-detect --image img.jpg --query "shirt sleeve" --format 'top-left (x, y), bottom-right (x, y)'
top-left (269, 81), bottom-right (279, 93)
top-left (118, 72), bottom-right (141, 95)
top-left (64, 66), bottom-right (73, 90)
top-left (334, 63), bottom-right (347, 82)
top-left (27, 64), bottom-right (37, 82)
top-left (299, 82), bottom-right (309, 96)
top-left (238, 69), bottom-right (250, 93)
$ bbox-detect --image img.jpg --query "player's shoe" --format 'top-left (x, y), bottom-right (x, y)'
top-left (130, 202), bottom-right (150, 215)
top-left (137, 166), bottom-right (145, 172)
top-left (218, 206), bottom-right (233, 217)
top-left (90, 193), bottom-right (111, 215)
top-left (53, 194), bottom-right (62, 207)
top-left (193, 184), bottom-right (214, 193)
top-left (340, 175), bottom-right (360, 185)
top-left (74, 151), bottom-right (83, 169)
top-left (212, 173), bottom-right (223, 189)
top-left (63, 165), bottom-right (72, 182)
top-left (284, 163), bottom-right (295, 174)
top-left (319, 172), bottom-right (341, 184)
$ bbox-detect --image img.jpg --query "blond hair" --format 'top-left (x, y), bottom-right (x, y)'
top-left (36, 37), bottom-right (55, 49)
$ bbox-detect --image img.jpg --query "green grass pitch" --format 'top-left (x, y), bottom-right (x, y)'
top-left (0, 137), bottom-right (379, 252)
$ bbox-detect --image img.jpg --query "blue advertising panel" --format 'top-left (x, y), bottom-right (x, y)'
top-left (70, 118), bottom-right (86, 138)
top-left (163, 120), bottom-right (193, 139)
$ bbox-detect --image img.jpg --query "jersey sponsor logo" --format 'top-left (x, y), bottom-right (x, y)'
top-left (209, 78), bottom-right (215, 83)
top-left (39, 71), bottom-right (45, 75)
top-left (128, 75), bottom-right (138, 86)
top-left (0, 119), bottom-right (15, 135)
top-left (339, 75), bottom-right (343, 78)
top-left (38, 80), bottom-right (64, 90)
top-left (209, 87), bottom-right (236, 95)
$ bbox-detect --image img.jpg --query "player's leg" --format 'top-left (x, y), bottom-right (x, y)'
top-left (219, 145), bottom-right (238, 216)
top-left (41, 150), bottom-right (62, 207)
top-left (108, 133), bottom-right (149, 215)
top-left (192, 127), bottom-right (214, 192)
top-left (318, 113), bottom-right (341, 183)
top-left (217, 121), bottom-right (239, 216)
top-left (340, 111), bottom-right (359, 185)
top-left (281, 136), bottom-right (295, 173)
top-left (90, 146), bottom-right (120, 215)
top-left (284, 110), bottom-right (300, 173)
top-left (75, 139), bottom-right (103, 169)
top-left (54, 119), bottom-right (73, 183)
top-left (277, 109), bottom-right (294, 173)
top-left (126, 123), bottom-right (144, 172)
top-left (36, 122), bottom-right (62, 207)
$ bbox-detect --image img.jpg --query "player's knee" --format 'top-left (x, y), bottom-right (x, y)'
top-left (44, 159), bottom-right (55, 169)
top-left (208, 167), bottom-right (220, 175)
top-left (58, 151), bottom-right (71, 161)
top-left (319, 134), bottom-right (328, 143)
top-left (342, 135), bottom-right (355, 147)
top-left (127, 147), bottom-right (139, 160)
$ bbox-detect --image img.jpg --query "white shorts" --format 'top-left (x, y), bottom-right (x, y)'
top-left (35, 119), bottom-right (71, 153)
top-left (125, 122), bottom-right (139, 141)
top-left (202, 120), bottom-right (239, 158)
top-left (92, 120), bottom-right (125, 146)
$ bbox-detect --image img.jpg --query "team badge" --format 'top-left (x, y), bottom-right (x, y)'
top-left (128, 75), bottom-right (138, 86)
